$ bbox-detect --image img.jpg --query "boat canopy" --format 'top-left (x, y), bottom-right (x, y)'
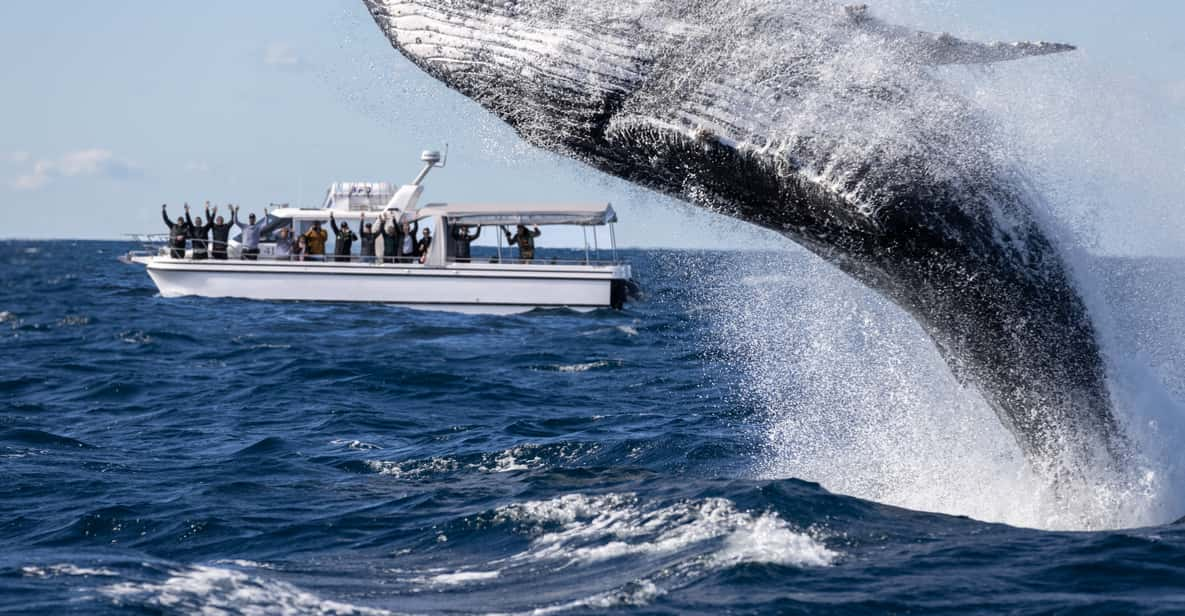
top-left (419, 202), bottom-right (617, 226)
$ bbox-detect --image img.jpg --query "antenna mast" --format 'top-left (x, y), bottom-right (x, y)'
top-left (411, 144), bottom-right (448, 186)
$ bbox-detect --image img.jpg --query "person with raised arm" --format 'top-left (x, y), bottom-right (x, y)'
top-left (376, 213), bottom-right (400, 263)
top-left (329, 213), bottom-right (358, 263)
top-left (358, 212), bottom-right (378, 264)
top-left (398, 219), bottom-right (419, 262)
top-left (416, 227), bottom-right (433, 264)
top-left (161, 203), bottom-right (191, 259)
top-left (274, 227), bottom-right (294, 261)
top-left (450, 224), bottom-right (481, 263)
top-left (503, 224), bottom-right (542, 263)
top-left (185, 207), bottom-right (211, 260)
top-left (232, 205), bottom-right (268, 260)
top-left (206, 203), bottom-right (234, 260)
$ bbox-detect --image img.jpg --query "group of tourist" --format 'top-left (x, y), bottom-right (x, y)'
top-left (162, 203), bottom-right (541, 263)
top-left (162, 203), bottom-right (267, 260)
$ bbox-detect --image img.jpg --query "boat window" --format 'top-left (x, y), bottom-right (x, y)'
top-left (261, 218), bottom-right (293, 241)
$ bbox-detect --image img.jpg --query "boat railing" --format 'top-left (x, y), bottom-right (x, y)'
top-left (128, 252), bottom-right (625, 267)
top-left (445, 257), bottom-right (625, 267)
top-left (124, 235), bottom-right (625, 266)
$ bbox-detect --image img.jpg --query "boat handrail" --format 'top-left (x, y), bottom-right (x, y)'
top-left (122, 250), bottom-right (626, 267)
top-left (125, 236), bottom-right (626, 266)
top-left (444, 257), bottom-right (625, 266)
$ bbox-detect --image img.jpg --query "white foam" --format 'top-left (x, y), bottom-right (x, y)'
top-left (494, 492), bottom-right (837, 568)
top-left (366, 456), bottom-right (459, 478)
top-left (522, 580), bottom-right (664, 615)
top-left (211, 559), bottom-right (276, 570)
top-left (119, 331), bottom-right (152, 345)
top-left (368, 443), bottom-right (580, 478)
top-left (0, 311), bottom-right (17, 323)
top-left (99, 565), bottom-right (395, 615)
top-left (22, 564), bottom-right (117, 578)
top-left (424, 570), bottom-right (501, 585)
top-left (331, 439), bottom-right (382, 451)
top-left (485, 449), bottom-right (534, 472)
top-left (554, 360), bottom-right (613, 373)
top-left (715, 512), bottom-right (836, 567)
top-left (577, 324), bottom-right (639, 338)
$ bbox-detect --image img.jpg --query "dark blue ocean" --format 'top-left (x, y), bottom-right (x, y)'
top-left (3, 239), bottom-right (1185, 615)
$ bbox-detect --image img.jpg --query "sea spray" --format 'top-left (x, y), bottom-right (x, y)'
top-left (703, 2), bottom-right (1185, 530)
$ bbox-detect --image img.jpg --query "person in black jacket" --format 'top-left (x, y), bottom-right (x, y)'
top-left (185, 209), bottom-right (211, 260)
top-left (161, 204), bottom-right (191, 259)
top-left (416, 227), bottom-right (433, 264)
top-left (376, 214), bottom-right (400, 264)
top-left (450, 224), bottom-right (481, 263)
top-left (359, 213), bottom-right (378, 264)
top-left (329, 213), bottom-right (358, 263)
top-left (206, 203), bottom-right (233, 260)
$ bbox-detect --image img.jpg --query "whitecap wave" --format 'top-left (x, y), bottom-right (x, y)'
top-left (22, 564), bottom-right (118, 578)
top-left (365, 456), bottom-right (459, 478)
top-left (367, 443), bottom-right (592, 478)
top-left (99, 565), bottom-right (394, 615)
top-left (577, 323), bottom-right (639, 337)
top-left (331, 439), bottom-right (382, 450)
top-left (494, 492), bottom-right (837, 568)
top-left (211, 559), bottom-right (277, 570)
top-left (413, 570), bottom-right (501, 586)
top-left (551, 360), bottom-right (617, 373)
top-left (523, 580), bottom-right (664, 615)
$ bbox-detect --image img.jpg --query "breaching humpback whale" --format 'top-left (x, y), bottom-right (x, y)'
top-left (363, 0), bottom-right (1125, 470)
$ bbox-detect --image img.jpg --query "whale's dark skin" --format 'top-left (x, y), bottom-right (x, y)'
top-left (364, 0), bottom-right (1126, 470)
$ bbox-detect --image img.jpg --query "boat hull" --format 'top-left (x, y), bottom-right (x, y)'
top-left (139, 257), bottom-right (629, 314)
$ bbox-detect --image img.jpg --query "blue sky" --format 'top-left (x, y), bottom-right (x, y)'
top-left (1, 1), bottom-right (1182, 251)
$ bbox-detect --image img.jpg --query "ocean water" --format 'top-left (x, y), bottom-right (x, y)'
top-left (3, 239), bottom-right (1185, 615)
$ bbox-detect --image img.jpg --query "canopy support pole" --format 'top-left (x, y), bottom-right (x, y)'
top-left (593, 226), bottom-right (600, 262)
top-left (583, 226), bottom-right (590, 264)
top-left (610, 222), bottom-right (617, 262)
top-left (497, 227), bottom-right (503, 263)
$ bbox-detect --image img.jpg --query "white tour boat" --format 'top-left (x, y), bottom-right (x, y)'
top-left (123, 151), bottom-right (635, 313)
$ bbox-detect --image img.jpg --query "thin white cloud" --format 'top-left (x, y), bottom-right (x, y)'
top-left (3, 151), bottom-right (30, 164)
top-left (9, 149), bottom-right (141, 191)
top-left (184, 161), bottom-right (211, 173)
top-left (263, 43), bottom-right (301, 67)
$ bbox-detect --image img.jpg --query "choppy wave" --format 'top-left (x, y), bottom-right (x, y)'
top-left (493, 493), bottom-right (836, 568)
top-left (99, 566), bottom-right (396, 616)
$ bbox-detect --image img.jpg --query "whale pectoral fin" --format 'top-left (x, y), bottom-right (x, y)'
top-left (909, 33), bottom-right (1077, 66)
top-left (847, 5), bottom-right (1076, 65)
